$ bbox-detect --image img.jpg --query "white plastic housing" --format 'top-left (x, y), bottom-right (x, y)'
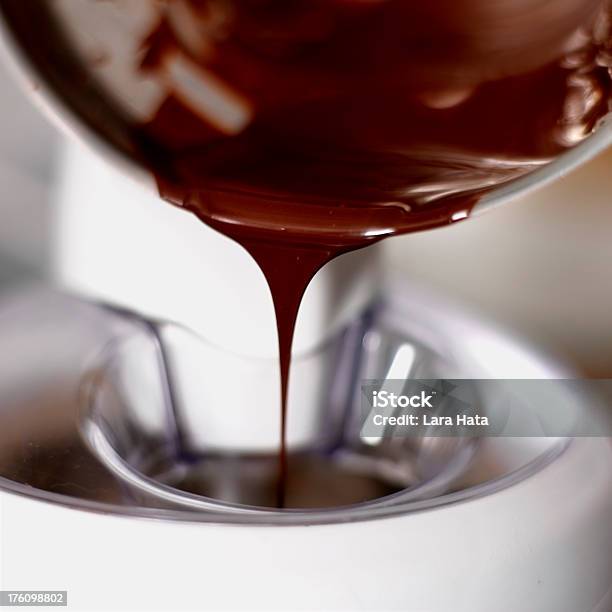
top-left (1, 437), bottom-right (611, 611)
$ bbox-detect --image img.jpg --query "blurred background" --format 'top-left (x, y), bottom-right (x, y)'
top-left (1, 55), bottom-right (612, 379)
top-left (0, 60), bottom-right (56, 284)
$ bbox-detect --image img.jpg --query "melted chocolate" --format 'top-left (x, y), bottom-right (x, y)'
top-left (128, 0), bottom-right (612, 506)
top-left (3, 0), bottom-right (611, 506)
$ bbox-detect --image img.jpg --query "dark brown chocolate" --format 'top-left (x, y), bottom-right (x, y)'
top-left (4, 0), bottom-right (610, 506)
